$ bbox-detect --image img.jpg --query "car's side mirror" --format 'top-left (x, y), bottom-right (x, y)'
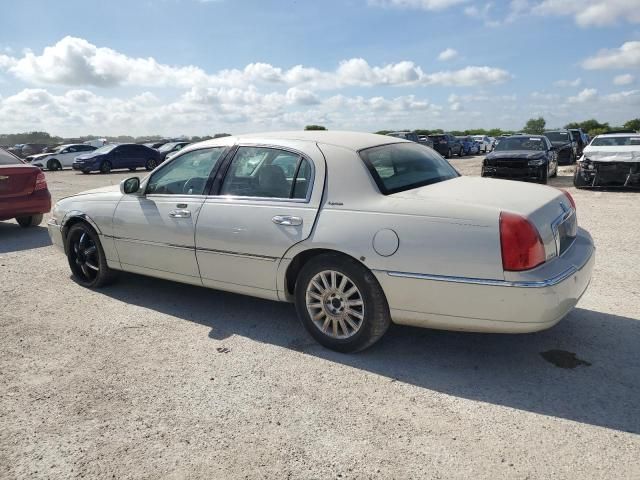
top-left (120, 177), bottom-right (141, 195)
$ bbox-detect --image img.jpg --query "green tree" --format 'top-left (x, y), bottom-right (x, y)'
top-left (304, 125), bottom-right (327, 131)
top-left (623, 118), bottom-right (640, 132)
top-left (564, 119), bottom-right (610, 136)
top-left (523, 117), bottom-right (546, 134)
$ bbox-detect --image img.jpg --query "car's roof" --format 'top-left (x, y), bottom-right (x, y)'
top-left (194, 131), bottom-right (407, 152)
top-left (595, 133), bottom-right (640, 138)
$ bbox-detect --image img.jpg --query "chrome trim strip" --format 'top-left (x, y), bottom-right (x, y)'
top-left (196, 247), bottom-right (278, 261)
top-left (112, 236), bottom-right (194, 250)
top-left (386, 267), bottom-right (578, 288)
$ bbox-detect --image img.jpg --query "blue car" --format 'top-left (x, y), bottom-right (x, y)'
top-left (72, 143), bottom-right (162, 174)
top-left (456, 136), bottom-right (480, 156)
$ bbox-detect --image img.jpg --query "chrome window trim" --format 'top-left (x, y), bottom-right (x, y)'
top-left (217, 144), bottom-right (316, 203)
top-left (386, 266), bottom-right (578, 288)
top-left (204, 195), bottom-right (312, 204)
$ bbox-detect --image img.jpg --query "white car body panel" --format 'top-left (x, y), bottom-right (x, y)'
top-left (581, 145), bottom-right (640, 163)
top-left (48, 131), bottom-right (595, 334)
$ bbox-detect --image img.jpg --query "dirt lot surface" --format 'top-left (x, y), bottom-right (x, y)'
top-left (1, 158), bottom-right (639, 479)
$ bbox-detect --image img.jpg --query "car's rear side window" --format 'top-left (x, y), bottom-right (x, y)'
top-left (360, 143), bottom-right (459, 195)
top-left (0, 149), bottom-right (22, 165)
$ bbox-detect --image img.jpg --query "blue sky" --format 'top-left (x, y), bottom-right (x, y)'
top-left (0, 0), bottom-right (639, 136)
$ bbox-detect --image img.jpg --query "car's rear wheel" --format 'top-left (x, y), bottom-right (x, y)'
top-left (295, 253), bottom-right (391, 353)
top-left (65, 223), bottom-right (117, 288)
top-left (459, 148), bottom-right (464, 157)
top-left (145, 158), bottom-right (158, 171)
top-left (100, 161), bottom-right (112, 174)
top-left (47, 159), bottom-right (61, 171)
top-left (16, 214), bottom-right (43, 228)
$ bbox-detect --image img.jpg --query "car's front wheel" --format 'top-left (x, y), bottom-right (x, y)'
top-left (145, 158), bottom-right (158, 171)
top-left (47, 159), bottom-right (61, 171)
top-left (16, 214), bottom-right (43, 228)
top-left (295, 253), bottom-right (391, 353)
top-left (65, 223), bottom-right (117, 288)
top-left (100, 161), bottom-right (112, 174)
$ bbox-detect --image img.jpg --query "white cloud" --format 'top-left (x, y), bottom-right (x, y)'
top-left (367, 0), bottom-right (467, 11)
top-left (438, 48), bottom-right (459, 61)
top-left (613, 74), bottom-right (635, 86)
top-left (533, 0), bottom-right (640, 27)
top-left (0, 36), bottom-right (511, 90)
top-left (553, 78), bottom-right (581, 87)
top-left (582, 41), bottom-right (640, 70)
top-left (567, 88), bottom-right (598, 103)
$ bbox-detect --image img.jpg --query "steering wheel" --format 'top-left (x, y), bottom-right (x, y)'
top-left (182, 177), bottom-right (206, 195)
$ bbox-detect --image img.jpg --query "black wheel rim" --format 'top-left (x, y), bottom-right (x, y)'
top-left (69, 230), bottom-right (99, 281)
top-left (148, 159), bottom-right (157, 169)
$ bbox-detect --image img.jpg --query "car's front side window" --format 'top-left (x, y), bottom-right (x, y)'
top-left (220, 146), bottom-right (312, 200)
top-left (146, 147), bottom-right (226, 195)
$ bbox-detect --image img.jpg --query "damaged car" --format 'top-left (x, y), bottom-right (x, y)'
top-left (574, 133), bottom-right (640, 188)
top-left (481, 135), bottom-right (558, 184)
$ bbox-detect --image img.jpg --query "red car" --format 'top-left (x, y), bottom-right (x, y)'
top-left (0, 148), bottom-right (51, 227)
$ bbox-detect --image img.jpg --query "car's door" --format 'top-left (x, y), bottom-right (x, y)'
top-left (195, 143), bottom-right (325, 298)
top-left (112, 147), bottom-right (227, 285)
top-left (135, 145), bottom-right (150, 168)
top-left (59, 145), bottom-right (79, 167)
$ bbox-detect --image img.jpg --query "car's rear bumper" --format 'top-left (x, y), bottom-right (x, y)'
top-left (47, 218), bottom-right (65, 252)
top-left (0, 189), bottom-right (51, 221)
top-left (374, 228), bottom-right (595, 333)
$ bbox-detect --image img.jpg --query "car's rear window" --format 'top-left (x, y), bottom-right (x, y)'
top-left (0, 149), bottom-right (23, 165)
top-left (428, 135), bottom-right (445, 141)
top-left (359, 143), bottom-right (459, 195)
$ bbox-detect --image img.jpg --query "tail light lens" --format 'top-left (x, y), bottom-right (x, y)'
top-left (34, 172), bottom-right (47, 191)
top-left (500, 212), bottom-right (545, 271)
top-left (559, 189), bottom-right (576, 210)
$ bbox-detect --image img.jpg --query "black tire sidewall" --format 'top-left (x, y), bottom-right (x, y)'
top-left (100, 161), bottom-right (111, 174)
top-left (146, 159), bottom-right (157, 170)
top-left (65, 223), bottom-right (114, 288)
top-left (294, 254), bottom-right (390, 353)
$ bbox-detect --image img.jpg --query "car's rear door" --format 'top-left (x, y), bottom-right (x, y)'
top-left (0, 151), bottom-right (39, 219)
top-left (195, 142), bottom-right (325, 297)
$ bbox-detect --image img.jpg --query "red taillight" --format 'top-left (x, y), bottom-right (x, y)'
top-left (34, 172), bottom-right (47, 191)
top-left (499, 212), bottom-right (545, 271)
top-left (559, 189), bottom-right (576, 210)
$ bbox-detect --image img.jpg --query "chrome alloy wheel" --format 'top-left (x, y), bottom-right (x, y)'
top-left (69, 230), bottom-right (99, 281)
top-left (305, 270), bottom-right (365, 339)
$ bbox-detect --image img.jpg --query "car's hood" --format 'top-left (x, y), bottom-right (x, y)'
top-left (75, 152), bottom-right (102, 160)
top-left (486, 150), bottom-right (545, 160)
top-left (28, 153), bottom-right (51, 160)
top-left (390, 176), bottom-right (563, 218)
top-left (582, 145), bottom-right (640, 163)
top-left (60, 185), bottom-right (122, 201)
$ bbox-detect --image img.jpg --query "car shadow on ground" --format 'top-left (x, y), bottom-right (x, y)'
top-left (99, 271), bottom-right (640, 435)
top-left (0, 222), bottom-right (52, 254)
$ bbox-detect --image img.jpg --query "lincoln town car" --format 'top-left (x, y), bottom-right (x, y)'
top-left (47, 132), bottom-right (595, 352)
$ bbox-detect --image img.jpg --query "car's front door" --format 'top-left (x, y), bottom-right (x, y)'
top-left (112, 147), bottom-right (227, 284)
top-left (195, 144), bottom-right (325, 298)
top-left (59, 146), bottom-right (78, 167)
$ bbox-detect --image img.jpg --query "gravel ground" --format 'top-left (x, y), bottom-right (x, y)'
top-left (1, 158), bottom-right (639, 479)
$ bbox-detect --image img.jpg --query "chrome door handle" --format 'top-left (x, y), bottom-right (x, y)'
top-left (169, 209), bottom-right (191, 218)
top-left (272, 215), bottom-right (302, 226)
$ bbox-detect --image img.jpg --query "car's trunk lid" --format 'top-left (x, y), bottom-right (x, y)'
top-left (0, 165), bottom-right (40, 198)
top-left (390, 176), bottom-right (576, 261)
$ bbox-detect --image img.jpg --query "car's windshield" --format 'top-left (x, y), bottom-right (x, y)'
top-left (159, 142), bottom-right (179, 152)
top-left (494, 137), bottom-right (546, 151)
top-left (590, 136), bottom-right (640, 146)
top-left (360, 143), bottom-right (459, 195)
top-left (473, 136), bottom-right (484, 141)
top-left (92, 144), bottom-right (118, 154)
top-left (0, 149), bottom-right (23, 165)
top-left (545, 131), bottom-right (570, 142)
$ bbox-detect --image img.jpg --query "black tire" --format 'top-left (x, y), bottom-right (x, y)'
top-left (445, 149), bottom-right (452, 159)
top-left (458, 148), bottom-right (465, 157)
top-left (573, 165), bottom-right (588, 188)
top-left (82, 170), bottom-right (90, 174)
top-left (294, 253), bottom-right (391, 353)
top-left (16, 214), bottom-right (43, 228)
top-left (47, 159), bottom-right (61, 171)
top-left (539, 167), bottom-right (548, 184)
top-left (100, 161), bottom-right (112, 174)
top-left (145, 158), bottom-right (158, 171)
top-left (129, 167), bottom-right (137, 172)
top-left (65, 223), bottom-right (117, 288)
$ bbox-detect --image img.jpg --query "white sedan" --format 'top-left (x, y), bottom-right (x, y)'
top-left (574, 133), bottom-right (640, 188)
top-left (28, 144), bottom-right (98, 170)
top-left (48, 132), bottom-right (595, 352)
top-left (473, 135), bottom-right (492, 153)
